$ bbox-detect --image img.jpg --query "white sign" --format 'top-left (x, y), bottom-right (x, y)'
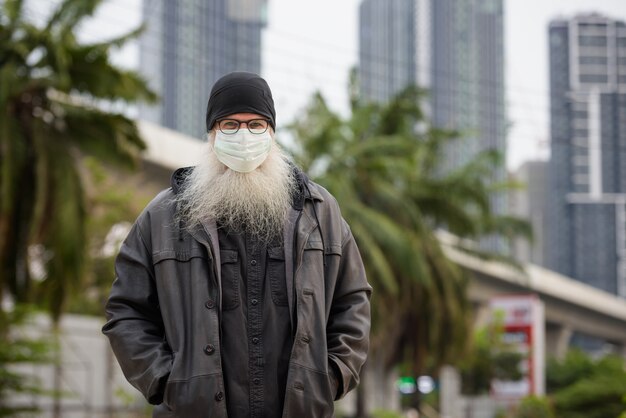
top-left (489, 295), bottom-right (545, 399)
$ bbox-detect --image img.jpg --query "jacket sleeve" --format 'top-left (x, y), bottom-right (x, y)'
top-left (101, 216), bottom-right (172, 405)
top-left (327, 220), bottom-right (372, 400)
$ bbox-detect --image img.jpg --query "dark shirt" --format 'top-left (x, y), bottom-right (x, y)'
top-left (218, 226), bottom-right (293, 418)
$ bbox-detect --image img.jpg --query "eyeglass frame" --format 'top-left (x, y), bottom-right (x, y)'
top-left (215, 118), bottom-right (271, 135)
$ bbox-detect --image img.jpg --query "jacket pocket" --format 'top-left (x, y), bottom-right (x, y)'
top-left (153, 246), bottom-right (208, 264)
top-left (219, 249), bottom-right (240, 310)
top-left (162, 374), bottom-right (228, 417)
top-left (282, 364), bottom-right (335, 418)
top-left (268, 246), bottom-right (288, 306)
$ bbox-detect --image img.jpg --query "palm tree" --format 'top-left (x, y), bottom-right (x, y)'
top-left (288, 84), bottom-right (530, 415)
top-left (0, 1), bottom-right (156, 415)
top-left (0, 0), bottom-right (155, 319)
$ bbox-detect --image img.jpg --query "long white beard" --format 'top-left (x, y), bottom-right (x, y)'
top-left (176, 136), bottom-right (297, 243)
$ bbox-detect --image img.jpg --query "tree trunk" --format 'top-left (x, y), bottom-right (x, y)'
top-left (106, 344), bottom-right (114, 418)
top-left (52, 322), bottom-right (62, 418)
top-left (409, 390), bottom-right (422, 415)
top-left (355, 361), bottom-right (368, 418)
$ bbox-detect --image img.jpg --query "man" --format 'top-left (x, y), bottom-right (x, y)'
top-left (102, 71), bottom-right (371, 418)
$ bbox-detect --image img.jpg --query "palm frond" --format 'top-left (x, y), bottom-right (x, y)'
top-left (0, 0), bottom-right (154, 323)
top-left (350, 222), bottom-right (398, 296)
top-left (2, 0), bottom-right (25, 27)
top-left (45, 0), bottom-right (102, 35)
top-left (53, 100), bottom-right (145, 167)
top-left (38, 149), bottom-right (86, 321)
top-left (290, 83), bottom-right (530, 377)
top-left (86, 24), bottom-right (146, 50)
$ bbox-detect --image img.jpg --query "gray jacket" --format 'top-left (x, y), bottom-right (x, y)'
top-left (102, 167), bottom-right (372, 417)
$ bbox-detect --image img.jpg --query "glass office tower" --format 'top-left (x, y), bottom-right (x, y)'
top-left (140, 0), bottom-right (267, 138)
top-left (546, 14), bottom-right (626, 296)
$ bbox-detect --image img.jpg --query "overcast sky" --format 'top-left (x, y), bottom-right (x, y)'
top-left (27, 0), bottom-right (626, 170)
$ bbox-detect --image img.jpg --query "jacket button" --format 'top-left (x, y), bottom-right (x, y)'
top-left (251, 298), bottom-right (258, 306)
top-left (250, 260), bottom-right (257, 266)
top-left (253, 378), bottom-right (261, 385)
top-left (205, 300), bottom-right (215, 309)
top-left (204, 344), bottom-right (215, 355)
top-left (215, 391), bottom-right (224, 401)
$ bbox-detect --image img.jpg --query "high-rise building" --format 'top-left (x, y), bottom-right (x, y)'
top-left (358, 0), bottom-right (507, 252)
top-left (139, 0), bottom-right (267, 139)
top-left (545, 14), bottom-right (626, 297)
top-left (358, 0), bottom-right (417, 103)
top-left (510, 161), bottom-right (548, 266)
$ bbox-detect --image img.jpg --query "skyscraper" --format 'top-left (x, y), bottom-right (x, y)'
top-left (358, 0), bottom-right (507, 251)
top-left (546, 14), bottom-right (626, 296)
top-left (139, 0), bottom-right (267, 139)
top-left (510, 161), bottom-right (548, 266)
top-left (358, 0), bottom-right (417, 103)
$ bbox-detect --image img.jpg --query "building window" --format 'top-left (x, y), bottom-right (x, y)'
top-left (579, 56), bottom-right (608, 65)
top-left (579, 23), bottom-right (607, 30)
top-left (578, 35), bottom-right (608, 47)
top-left (550, 33), bottom-right (564, 47)
top-left (573, 128), bottom-right (589, 137)
top-left (580, 74), bottom-right (608, 83)
top-left (573, 174), bottom-right (589, 185)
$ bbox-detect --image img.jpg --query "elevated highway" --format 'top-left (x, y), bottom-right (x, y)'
top-left (439, 233), bottom-right (626, 358)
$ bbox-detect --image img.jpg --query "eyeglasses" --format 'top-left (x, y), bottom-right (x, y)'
top-left (217, 118), bottom-right (270, 135)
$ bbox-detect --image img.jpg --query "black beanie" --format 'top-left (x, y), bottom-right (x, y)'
top-left (205, 71), bottom-right (276, 132)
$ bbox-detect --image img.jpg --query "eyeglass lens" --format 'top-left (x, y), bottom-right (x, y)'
top-left (219, 119), bottom-right (269, 134)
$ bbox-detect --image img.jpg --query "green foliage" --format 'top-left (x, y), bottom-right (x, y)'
top-left (459, 319), bottom-right (525, 395)
top-left (545, 349), bottom-right (594, 392)
top-left (551, 370), bottom-right (626, 418)
top-left (289, 80), bottom-right (530, 385)
top-left (494, 410), bottom-right (508, 418)
top-left (371, 410), bottom-right (405, 418)
top-left (0, 306), bottom-right (54, 417)
top-left (513, 396), bottom-right (554, 418)
top-left (66, 158), bottom-right (149, 316)
top-left (0, 0), bottom-right (155, 321)
top-left (546, 350), bottom-right (626, 418)
top-left (289, 87), bottom-right (468, 376)
top-left (0, 3), bottom-right (154, 413)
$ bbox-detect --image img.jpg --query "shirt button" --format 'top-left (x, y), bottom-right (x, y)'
top-left (215, 391), bottom-right (224, 401)
top-left (205, 300), bottom-right (215, 309)
top-left (251, 298), bottom-right (259, 306)
top-left (204, 344), bottom-right (215, 355)
top-left (252, 337), bottom-right (260, 344)
top-left (250, 259), bottom-right (257, 266)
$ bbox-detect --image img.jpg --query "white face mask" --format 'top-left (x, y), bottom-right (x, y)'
top-left (213, 130), bottom-right (272, 173)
